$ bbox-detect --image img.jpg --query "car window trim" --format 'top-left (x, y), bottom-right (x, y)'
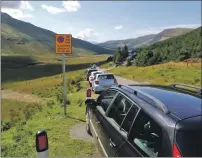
top-left (97, 89), bottom-right (119, 112)
top-left (127, 109), bottom-right (165, 157)
top-left (106, 91), bottom-right (141, 131)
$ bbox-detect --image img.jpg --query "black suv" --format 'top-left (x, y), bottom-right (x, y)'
top-left (85, 84), bottom-right (202, 157)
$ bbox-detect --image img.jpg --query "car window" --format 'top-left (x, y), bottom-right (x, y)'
top-left (121, 105), bottom-right (139, 134)
top-left (107, 94), bottom-right (133, 126)
top-left (98, 75), bottom-right (114, 80)
top-left (97, 90), bottom-right (118, 111)
top-left (128, 110), bottom-right (163, 157)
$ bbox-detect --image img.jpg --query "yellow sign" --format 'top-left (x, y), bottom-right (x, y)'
top-left (56, 34), bottom-right (72, 54)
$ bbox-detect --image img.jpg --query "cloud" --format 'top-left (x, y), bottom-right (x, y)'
top-left (41, 4), bottom-right (65, 14)
top-left (76, 29), bottom-right (98, 40)
top-left (114, 25), bottom-right (123, 30)
top-left (20, 1), bottom-right (34, 11)
top-left (62, 1), bottom-right (81, 12)
top-left (134, 24), bottom-right (201, 36)
top-left (1, 8), bottom-right (34, 19)
top-left (41, 1), bottom-right (80, 14)
top-left (1, 1), bottom-right (34, 19)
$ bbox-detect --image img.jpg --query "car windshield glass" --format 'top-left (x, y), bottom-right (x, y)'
top-left (176, 131), bottom-right (202, 156)
top-left (94, 72), bottom-right (102, 77)
top-left (98, 75), bottom-right (114, 80)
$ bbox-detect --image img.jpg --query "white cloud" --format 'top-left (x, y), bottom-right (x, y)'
top-left (62, 1), bottom-right (81, 12)
top-left (1, 8), bottom-right (34, 19)
top-left (76, 29), bottom-right (98, 40)
top-left (20, 1), bottom-right (34, 11)
top-left (41, 1), bottom-right (81, 14)
top-left (41, 4), bottom-right (65, 14)
top-left (114, 25), bottom-right (123, 30)
top-left (134, 24), bottom-right (201, 36)
top-left (1, 1), bottom-right (34, 19)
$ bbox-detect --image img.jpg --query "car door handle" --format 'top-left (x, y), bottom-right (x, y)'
top-left (96, 121), bottom-right (100, 124)
top-left (109, 138), bottom-right (116, 147)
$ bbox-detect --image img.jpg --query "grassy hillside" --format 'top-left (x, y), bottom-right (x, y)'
top-left (1, 54), bottom-right (106, 156)
top-left (1, 13), bottom-right (113, 55)
top-left (108, 61), bottom-right (201, 87)
top-left (135, 27), bottom-right (201, 66)
top-left (97, 28), bottom-right (193, 49)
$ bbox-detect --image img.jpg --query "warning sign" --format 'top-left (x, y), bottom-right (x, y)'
top-left (56, 34), bottom-right (72, 54)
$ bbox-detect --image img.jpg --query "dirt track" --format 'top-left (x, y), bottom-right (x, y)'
top-left (1, 90), bottom-right (42, 103)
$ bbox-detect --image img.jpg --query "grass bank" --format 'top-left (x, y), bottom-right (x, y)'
top-left (108, 61), bottom-right (201, 87)
top-left (1, 54), bottom-right (106, 156)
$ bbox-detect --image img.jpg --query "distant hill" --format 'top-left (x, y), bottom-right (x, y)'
top-left (1, 13), bottom-right (113, 55)
top-left (135, 27), bottom-right (201, 66)
top-left (97, 28), bottom-right (193, 49)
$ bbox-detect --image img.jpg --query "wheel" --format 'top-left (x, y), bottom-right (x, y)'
top-left (86, 108), bottom-right (92, 136)
top-left (89, 82), bottom-right (92, 87)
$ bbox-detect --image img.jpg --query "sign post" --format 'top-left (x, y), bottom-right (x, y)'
top-left (56, 34), bottom-right (72, 116)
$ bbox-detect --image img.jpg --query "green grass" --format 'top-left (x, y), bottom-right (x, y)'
top-left (1, 72), bottom-right (95, 156)
top-left (100, 61), bottom-right (114, 69)
top-left (1, 54), bottom-right (106, 156)
top-left (108, 61), bottom-right (201, 87)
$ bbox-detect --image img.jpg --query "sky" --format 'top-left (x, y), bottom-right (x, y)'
top-left (1, 1), bottom-right (201, 43)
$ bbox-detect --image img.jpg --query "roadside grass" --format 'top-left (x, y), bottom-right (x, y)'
top-left (108, 61), bottom-right (201, 87)
top-left (1, 55), bottom-right (105, 157)
top-left (100, 61), bottom-right (114, 69)
top-left (1, 71), bottom-right (95, 156)
top-left (1, 92), bottom-right (94, 157)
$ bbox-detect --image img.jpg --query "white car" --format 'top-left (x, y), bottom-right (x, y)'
top-left (92, 73), bottom-right (118, 94)
top-left (89, 71), bottom-right (104, 87)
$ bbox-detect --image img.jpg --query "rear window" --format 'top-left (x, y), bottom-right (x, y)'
top-left (98, 75), bottom-right (114, 80)
top-left (176, 131), bottom-right (202, 156)
top-left (88, 70), bottom-right (97, 75)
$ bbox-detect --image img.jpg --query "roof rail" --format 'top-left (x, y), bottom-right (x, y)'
top-left (169, 83), bottom-right (202, 95)
top-left (118, 85), bottom-right (169, 114)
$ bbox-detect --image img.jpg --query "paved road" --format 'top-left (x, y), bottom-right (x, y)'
top-left (100, 68), bottom-right (149, 85)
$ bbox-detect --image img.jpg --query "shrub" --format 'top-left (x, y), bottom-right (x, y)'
top-left (1, 120), bottom-right (12, 131)
top-left (126, 58), bottom-right (132, 66)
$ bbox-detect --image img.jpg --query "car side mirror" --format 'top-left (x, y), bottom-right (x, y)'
top-left (85, 99), bottom-right (96, 105)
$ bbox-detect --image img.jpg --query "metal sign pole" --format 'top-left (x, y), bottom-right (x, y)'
top-left (62, 54), bottom-right (67, 116)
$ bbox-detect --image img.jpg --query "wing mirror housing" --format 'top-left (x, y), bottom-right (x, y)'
top-left (85, 99), bottom-right (96, 105)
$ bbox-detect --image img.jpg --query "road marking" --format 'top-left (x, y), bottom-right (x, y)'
top-left (90, 120), bottom-right (108, 157)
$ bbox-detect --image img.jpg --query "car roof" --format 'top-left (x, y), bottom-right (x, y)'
top-left (129, 85), bottom-right (202, 120)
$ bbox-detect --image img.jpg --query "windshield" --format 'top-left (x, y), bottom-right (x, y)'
top-left (98, 75), bottom-right (115, 80)
top-left (176, 131), bottom-right (202, 156)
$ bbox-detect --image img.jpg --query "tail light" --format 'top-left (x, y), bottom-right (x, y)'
top-left (86, 89), bottom-right (91, 98)
top-left (173, 143), bottom-right (182, 157)
top-left (114, 79), bottom-right (118, 84)
top-left (95, 80), bottom-right (99, 84)
top-left (36, 130), bottom-right (48, 153)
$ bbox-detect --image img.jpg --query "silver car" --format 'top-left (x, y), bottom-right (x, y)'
top-left (92, 73), bottom-right (118, 94)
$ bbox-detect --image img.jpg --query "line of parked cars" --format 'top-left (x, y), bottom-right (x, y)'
top-left (85, 64), bottom-right (202, 157)
top-left (86, 64), bottom-right (118, 94)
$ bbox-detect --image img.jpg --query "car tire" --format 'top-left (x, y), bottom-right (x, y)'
top-left (89, 83), bottom-right (92, 87)
top-left (86, 108), bottom-right (92, 136)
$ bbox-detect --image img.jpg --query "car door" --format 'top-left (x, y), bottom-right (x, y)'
top-left (98, 93), bottom-right (137, 156)
top-left (91, 89), bottom-right (118, 156)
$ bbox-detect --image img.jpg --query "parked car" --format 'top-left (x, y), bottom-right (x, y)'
top-left (89, 71), bottom-right (104, 87)
top-left (85, 84), bottom-right (202, 157)
top-left (86, 68), bottom-right (97, 81)
top-left (92, 73), bottom-right (118, 94)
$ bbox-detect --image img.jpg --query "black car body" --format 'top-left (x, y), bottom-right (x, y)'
top-left (86, 68), bottom-right (97, 81)
top-left (85, 84), bottom-right (202, 157)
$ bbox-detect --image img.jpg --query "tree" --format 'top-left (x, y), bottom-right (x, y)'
top-left (126, 58), bottom-right (132, 66)
top-left (122, 45), bottom-right (129, 58)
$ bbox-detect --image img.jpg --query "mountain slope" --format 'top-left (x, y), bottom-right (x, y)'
top-left (1, 13), bottom-right (113, 55)
top-left (135, 27), bottom-right (201, 66)
top-left (98, 28), bottom-right (193, 49)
